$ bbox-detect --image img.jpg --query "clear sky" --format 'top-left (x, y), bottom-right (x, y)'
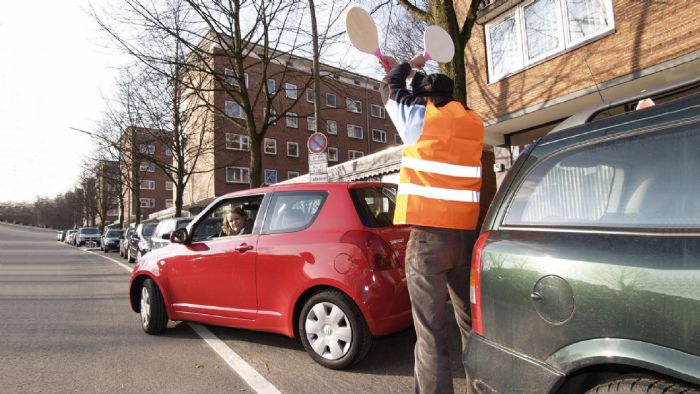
top-left (0, 1), bottom-right (388, 203)
top-left (0, 1), bottom-right (134, 202)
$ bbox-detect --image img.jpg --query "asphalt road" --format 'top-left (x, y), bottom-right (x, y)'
top-left (0, 222), bottom-right (467, 393)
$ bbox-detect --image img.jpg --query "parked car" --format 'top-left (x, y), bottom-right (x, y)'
top-left (127, 223), bottom-right (157, 263)
top-left (64, 229), bottom-right (77, 245)
top-left (56, 230), bottom-right (64, 241)
top-left (464, 90), bottom-right (700, 392)
top-left (119, 227), bottom-right (135, 259)
top-left (150, 217), bottom-right (193, 252)
top-left (75, 227), bottom-right (101, 247)
top-left (100, 229), bottom-right (123, 253)
top-left (129, 182), bottom-right (412, 369)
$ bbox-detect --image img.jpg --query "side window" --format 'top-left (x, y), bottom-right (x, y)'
top-left (263, 192), bottom-right (327, 234)
top-left (350, 186), bottom-right (397, 227)
top-left (504, 125), bottom-right (700, 229)
top-left (191, 195), bottom-right (264, 242)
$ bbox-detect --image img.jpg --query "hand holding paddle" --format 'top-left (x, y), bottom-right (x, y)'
top-left (422, 25), bottom-right (454, 63)
top-left (345, 6), bottom-right (391, 71)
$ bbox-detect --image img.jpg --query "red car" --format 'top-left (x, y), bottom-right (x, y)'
top-left (129, 182), bottom-right (412, 369)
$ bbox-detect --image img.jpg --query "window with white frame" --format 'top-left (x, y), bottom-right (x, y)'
top-left (266, 78), bottom-right (276, 94)
top-left (395, 133), bottom-right (403, 145)
top-left (346, 98), bottom-right (362, 114)
top-left (140, 198), bottom-right (155, 208)
top-left (307, 116), bottom-right (316, 131)
top-left (327, 120), bottom-right (338, 135)
top-left (306, 88), bottom-right (315, 103)
top-left (139, 161), bottom-right (156, 172)
top-left (348, 150), bottom-right (364, 160)
top-left (226, 167), bottom-right (250, 184)
top-left (165, 181), bottom-right (174, 191)
top-left (225, 133), bottom-right (250, 151)
top-left (138, 144), bottom-right (155, 155)
top-left (264, 169), bottom-right (278, 185)
top-left (225, 100), bottom-right (244, 119)
top-left (326, 93), bottom-right (336, 108)
top-left (165, 199), bottom-right (174, 209)
top-left (286, 112), bottom-right (298, 128)
top-left (328, 147), bottom-right (338, 162)
top-left (164, 148), bottom-right (173, 156)
top-left (287, 171), bottom-right (300, 180)
top-left (372, 129), bottom-right (387, 143)
top-left (371, 104), bottom-right (385, 119)
top-left (140, 180), bottom-right (155, 190)
top-left (264, 138), bottom-right (277, 155)
top-left (485, 0), bottom-right (614, 82)
top-left (225, 68), bottom-right (248, 87)
top-left (285, 83), bottom-right (298, 99)
top-left (347, 124), bottom-right (363, 139)
top-left (287, 141), bottom-right (299, 157)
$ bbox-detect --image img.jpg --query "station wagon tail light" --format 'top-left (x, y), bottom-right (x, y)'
top-left (470, 231), bottom-right (489, 336)
top-left (340, 230), bottom-right (400, 271)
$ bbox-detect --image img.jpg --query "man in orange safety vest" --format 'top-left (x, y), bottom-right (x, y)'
top-left (380, 53), bottom-right (484, 394)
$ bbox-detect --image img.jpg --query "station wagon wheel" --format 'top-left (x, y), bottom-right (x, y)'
top-left (140, 278), bottom-right (168, 334)
top-left (299, 290), bottom-right (372, 370)
top-left (585, 378), bottom-right (699, 393)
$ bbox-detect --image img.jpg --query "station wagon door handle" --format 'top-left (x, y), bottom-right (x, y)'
top-left (530, 292), bottom-right (542, 301)
top-left (235, 244), bottom-right (254, 252)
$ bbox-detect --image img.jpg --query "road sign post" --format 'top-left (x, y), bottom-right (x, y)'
top-left (308, 133), bottom-right (328, 182)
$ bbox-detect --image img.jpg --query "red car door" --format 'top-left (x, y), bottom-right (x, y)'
top-left (168, 233), bottom-right (258, 321)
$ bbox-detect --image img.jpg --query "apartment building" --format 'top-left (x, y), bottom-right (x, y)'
top-left (121, 127), bottom-right (175, 223)
top-left (182, 38), bottom-right (400, 210)
top-left (457, 0), bottom-right (700, 182)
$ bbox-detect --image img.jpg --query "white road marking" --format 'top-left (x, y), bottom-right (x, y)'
top-left (84, 250), bottom-right (133, 273)
top-left (83, 248), bottom-right (282, 394)
top-left (190, 323), bottom-right (282, 394)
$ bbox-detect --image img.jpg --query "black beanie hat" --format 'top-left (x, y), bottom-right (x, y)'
top-left (411, 72), bottom-right (454, 98)
top-left (422, 73), bottom-right (454, 97)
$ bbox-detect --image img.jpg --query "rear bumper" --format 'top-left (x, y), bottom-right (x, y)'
top-left (464, 334), bottom-right (564, 393)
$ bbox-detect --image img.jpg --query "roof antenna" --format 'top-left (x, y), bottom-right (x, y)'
top-left (581, 53), bottom-right (612, 117)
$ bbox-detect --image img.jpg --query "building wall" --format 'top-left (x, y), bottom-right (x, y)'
top-left (463, 0), bottom-right (700, 122)
top-left (187, 53), bottom-right (401, 201)
top-left (121, 129), bottom-right (174, 223)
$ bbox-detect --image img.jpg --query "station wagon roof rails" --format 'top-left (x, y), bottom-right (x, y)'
top-left (549, 76), bottom-right (700, 135)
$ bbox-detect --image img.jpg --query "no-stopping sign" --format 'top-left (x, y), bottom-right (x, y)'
top-left (307, 132), bottom-right (328, 154)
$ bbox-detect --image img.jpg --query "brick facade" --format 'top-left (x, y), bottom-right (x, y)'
top-left (121, 128), bottom-right (174, 223)
top-left (459, 0), bottom-right (700, 136)
top-left (183, 48), bottom-right (400, 207)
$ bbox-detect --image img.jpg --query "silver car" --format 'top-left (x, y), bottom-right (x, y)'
top-left (150, 218), bottom-right (193, 251)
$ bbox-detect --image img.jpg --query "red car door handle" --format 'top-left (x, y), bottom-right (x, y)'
top-left (235, 244), bottom-right (254, 252)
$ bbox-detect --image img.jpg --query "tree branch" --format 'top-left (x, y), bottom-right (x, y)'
top-left (395, 0), bottom-right (429, 21)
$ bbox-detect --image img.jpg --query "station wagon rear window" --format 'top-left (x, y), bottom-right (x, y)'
top-left (504, 124), bottom-right (700, 229)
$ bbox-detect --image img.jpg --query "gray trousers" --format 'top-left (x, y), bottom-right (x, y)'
top-left (406, 226), bottom-right (474, 394)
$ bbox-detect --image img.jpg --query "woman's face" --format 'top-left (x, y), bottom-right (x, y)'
top-left (228, 211), bottom-right (245, 230)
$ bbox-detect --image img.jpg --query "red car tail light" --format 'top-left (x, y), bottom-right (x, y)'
top-left (340, 230), bottom-right (400, 271)
top-left (470, 231), bottom-right (490, 336)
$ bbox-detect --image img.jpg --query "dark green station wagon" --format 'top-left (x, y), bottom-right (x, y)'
top-left (465, 88), bottom-right (700, 393)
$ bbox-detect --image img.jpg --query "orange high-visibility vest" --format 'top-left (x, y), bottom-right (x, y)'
top-left (393, 101), bottom-right (484, 230)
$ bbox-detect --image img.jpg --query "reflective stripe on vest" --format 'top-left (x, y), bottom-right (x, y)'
top-left (393, 101), bottom-right (484, 230)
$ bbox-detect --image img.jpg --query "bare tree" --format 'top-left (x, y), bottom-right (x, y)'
top-left (101, 0), bottom-right (352, 187)
top-left (367, 0), bottom-right (481, 104)
top-left (91, 0), bottom-right (213, 216)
